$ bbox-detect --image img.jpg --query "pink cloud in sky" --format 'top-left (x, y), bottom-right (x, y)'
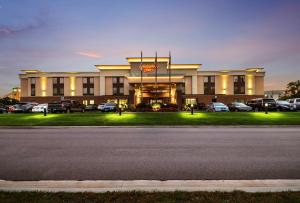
top-left (76, 51), bottom-right (103, 58)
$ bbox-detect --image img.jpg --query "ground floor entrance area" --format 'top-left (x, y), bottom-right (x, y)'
top-left (20, 94), bottom-right (263, 110)
top-left (130, 83), bottom-right (178, 105)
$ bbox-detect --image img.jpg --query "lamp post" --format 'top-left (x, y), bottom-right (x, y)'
top-left (43, 108), bottom-right (47, 116)
top-left (191, 104), bottom-right (194, 115)
top-left (119, 104), bottom-right (122, 116)
top-left (265, 103), bottom-right (268, 114)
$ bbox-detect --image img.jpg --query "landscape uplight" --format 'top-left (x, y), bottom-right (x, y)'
top-left (265, 103), bottom-right (269, 114)
top-left (119, 104), bottom-right (122, 116)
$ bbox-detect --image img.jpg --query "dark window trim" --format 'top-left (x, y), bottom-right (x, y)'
top-left (234, 75), bottom-right (245, 95)
top-left (83, 77), bottom-right (94, 96)
top-left (204, 76), bottom-right (215, 95)
top-left (53, 77), bottom-right (64, 96)
top-left (112, 77), bottom-right (124, 96)
top-left (30, 78), bottom-right (36, 96)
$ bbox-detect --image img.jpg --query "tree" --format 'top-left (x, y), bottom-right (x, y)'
top-left (281, 80), bottom-right (300, 99)
top-left (0, 97), bottom-right (19, 106)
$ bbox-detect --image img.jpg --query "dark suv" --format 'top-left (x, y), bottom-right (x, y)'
top-left (246, 98), bottom-right (277, 111)
top-left (48, 100), bottom-right (85, 113)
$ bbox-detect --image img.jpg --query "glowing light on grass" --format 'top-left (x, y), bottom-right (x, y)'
top-left (250, 112), bottom-right (285, 119)
top-left (179, 112), bottom-right (206, 119)
top-left (104, 113), bottom-right (137, 121)
top-left (22, 114), bottom-right (59, 120)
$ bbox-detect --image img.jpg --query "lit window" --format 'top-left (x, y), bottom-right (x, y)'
top-left (90, 100), bottom-right (95, 104)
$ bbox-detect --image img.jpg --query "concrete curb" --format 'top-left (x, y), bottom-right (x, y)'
top-left (1, 125), bottom-right (300, 129)
top-left (1, 180), bottom-right (300, 193)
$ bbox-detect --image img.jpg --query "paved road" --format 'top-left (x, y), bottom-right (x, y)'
top-left (0, 127), bottom-right (299, 181)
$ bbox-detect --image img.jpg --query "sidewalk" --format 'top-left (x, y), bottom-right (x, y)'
top-left (1, 180), bottom-right (300, 193)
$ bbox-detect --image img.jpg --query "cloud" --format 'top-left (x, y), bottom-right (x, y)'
top-left (0, 11), bottom-right (47, 37)
top-left (76, 51), bottom-right (103, 58)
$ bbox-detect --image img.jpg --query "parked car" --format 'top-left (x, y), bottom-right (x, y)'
top-left (0, 104), bottom-right (7, 113)
top-left (12, 102), bottom-right (38, 113)
top-left (100, 103), bottom-right (117, 112)
top-left (48, 100), bottom-right (85, 113)
top-left (288, 98), bottom-right (300, 111)
top-left (246, 98), bottom-right (277, 111)
top-left (228, 102), bottom-right (252, 112)
top-left (276, 100), bottom-right (292, 111)
top-left (85, 104), bottom-right (98, 111)
top-left (97, 103), bottom-right (106, 111)
top-left (32, 103), bottom-right (48, 113)
top-left (158, 103), bottom-right (178, 112)
top-left (196, 102), bottom-right (207, 111)
top-left (207, 102), bottom-right (229, 112)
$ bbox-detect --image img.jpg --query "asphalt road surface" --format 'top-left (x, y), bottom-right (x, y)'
top-left (0, 127), bottom-right (299, 181)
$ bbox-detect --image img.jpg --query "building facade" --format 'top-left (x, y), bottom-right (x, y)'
top-left (19, 56), bottom-right (265, 108)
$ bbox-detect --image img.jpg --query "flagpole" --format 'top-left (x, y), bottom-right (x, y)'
top-left (169, 51), bottom-right (172, 103)
top-left (155, 52), bottom-right (158, 103)
top-left (140, 51), bottom-right (143, 103)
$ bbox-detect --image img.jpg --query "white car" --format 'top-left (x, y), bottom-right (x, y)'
top-left (32, 104), bottom-right (48, 113)
top-left (97, 103), bottom-right (106, 111)
top-left (288, 98), bottom-right (300, 111)
top-left (98, 103), bottom-right (117, 112)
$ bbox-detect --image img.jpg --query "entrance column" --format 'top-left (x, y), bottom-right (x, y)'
top-left (100, 76), bottom-right (105, 96)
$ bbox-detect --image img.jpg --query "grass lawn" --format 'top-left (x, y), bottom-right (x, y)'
top-left (0, 112), bottom-right (299, 126)
top-left (0, 191), bottom-right (299, 203)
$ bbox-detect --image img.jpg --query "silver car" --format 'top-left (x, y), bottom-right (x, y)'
top-left (207, 102), bottom-right (229, 112)
top-left (288, 98), bottom-right (300, 111)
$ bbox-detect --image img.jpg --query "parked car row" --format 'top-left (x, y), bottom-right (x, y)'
top-left (191, 98), bottom-right (300, 112)
top-left (1, 98), bottom-right (299, 114)
top-left (0, 100), bottom-right (119, 114)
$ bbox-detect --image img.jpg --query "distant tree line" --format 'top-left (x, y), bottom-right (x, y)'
top-left (0, 97), bottom-right (19, 106)
top-left (280, 80), bottom-right (300, 99)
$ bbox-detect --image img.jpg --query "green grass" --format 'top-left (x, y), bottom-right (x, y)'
top-left (0, 191), bottom-right (299, 203)
top-left (0, 112), bottom-right (299, 126)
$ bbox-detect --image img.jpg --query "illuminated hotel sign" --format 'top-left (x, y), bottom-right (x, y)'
top-left (142, 64), bottom-right (156, 73)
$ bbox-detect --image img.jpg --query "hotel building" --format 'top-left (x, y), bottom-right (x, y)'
top-left (19, 56), bottom-right (265, 108)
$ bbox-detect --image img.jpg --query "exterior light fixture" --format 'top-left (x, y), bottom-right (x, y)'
top-left (119, 104), bottom-right (122, 116)
top-left (265, 103), bottom-right (269, 114)
top-left (191, 104), bottom-right (194, 115)
top-left (44, 108), bottom-right (47, 116)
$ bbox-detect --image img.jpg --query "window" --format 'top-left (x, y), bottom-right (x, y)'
top-left (30, 78), bottom-right (36, 96)
top-left (83, 77), bottom-right (94, 95)
top-left (185, 98), bottom-right (197, 105)
top-left (53, 77), bottom-right (64, 96)
top-left (112, 77), bottom-right (124, 96)
top-left (89, 100), bottom-right (95, 104)
top-left (234, 75), bottom-right (245, 94)
top-left (204, 76), bottom-right (215, 95)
